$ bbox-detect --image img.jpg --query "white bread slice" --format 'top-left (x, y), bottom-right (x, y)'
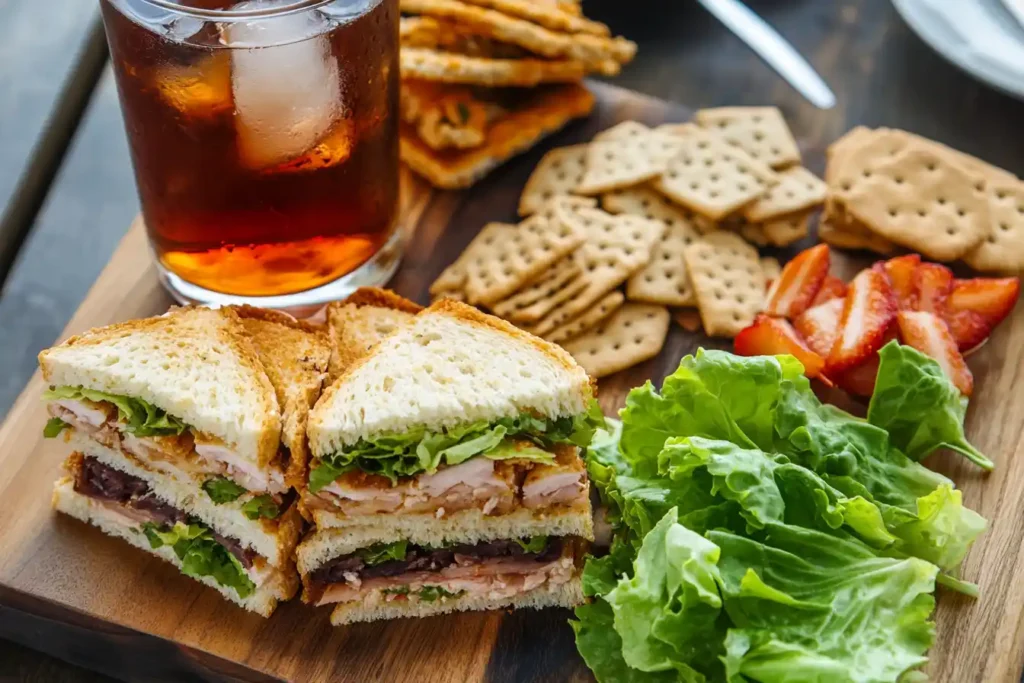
top-left (309, 299), bottom-right (594, 455)
top-left (52, 479), bottom-right (298, 617)
top-left (231, 306), bottom-right (330, 488)
top-left (39, 306), bottom-right (281, 467)
top-left (296, 501), bottom-right (593, 575)
top-left (67, 432), bottom-right (303, 567)
top-left (329, 576), bottom-right (583, 625)
top-left (325, 287), bottom-right (423, 383)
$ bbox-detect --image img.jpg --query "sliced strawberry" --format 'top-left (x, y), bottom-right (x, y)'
top-left (881, 254), bottom-right (920, 310)
top-left (763, 244), bottom-right (830, 319)
top-left (735, 314), bottom-right (826, 378)
top-left (943, 277), bottom-right (1020, 351)
top-left (896, 311), bottom-right (974, 395)
top-left (913, 262), bottom-right (954, 315)
top-left (829, 324), bottom-right (897, 397)
top-left (826, 268), bottom-right (897, 375)
top-left (794, 298), bottom-right (843, 357)
top-left (811, 275), bottom-right (847, 306)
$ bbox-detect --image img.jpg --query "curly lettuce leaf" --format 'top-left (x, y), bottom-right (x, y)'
top-left (358, 540), bottom-right (408, 566)
top-left (241, 494), bottom-right (281, 520)
top-left (43, 386), bottom-right (188, 437)
top-left (514, 536), bottom-right (549, 553)
top-left (43, 417), bottom-right (70, 438)
top-left (418, 585), bottom-right (464, 602)
top-left (714, 524), bottom-right (937, 683)
top-left (311, 405), bottom-right (602, 489)
top-left (867, 342), bottom-right (992, 470)
top-left (572, 599), bottom-right (676, 683)
top-left (202, 477), bottom-right (247, 504)
top-left (141, 522), bottom-right (255, 598)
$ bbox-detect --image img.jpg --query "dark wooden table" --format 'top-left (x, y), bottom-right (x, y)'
top-left (2, 0), bottom-right (1024, 680)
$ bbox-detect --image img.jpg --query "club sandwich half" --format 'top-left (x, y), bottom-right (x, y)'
top-left (41, 305), bottom-right (329, 616)
top-left (299, 297), bottom-right (600, 624)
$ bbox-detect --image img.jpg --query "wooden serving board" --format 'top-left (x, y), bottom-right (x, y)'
top-left (1, 81), bottom-right (1022, 683)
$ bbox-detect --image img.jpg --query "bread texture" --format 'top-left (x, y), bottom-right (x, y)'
top-left (52, 479), bottom-right (298, 617)
top-left (66, 432), bottom-right (303, 567)
top-left (329, 576), bottom-right (583, 625)
top-left (308, 299), bottom-right (593, 455)
top-left (325, 288), bottom-right (423, 383)
top-left (296, 501), bottom-right (593, 574)
top-left (232, 306), bottom-right (330, 488)
top-left (39, 306), bottom-right (281, 467)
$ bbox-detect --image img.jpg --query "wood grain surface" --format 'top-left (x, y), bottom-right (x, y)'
top-left (0, 81), bottom-right (1020, 683)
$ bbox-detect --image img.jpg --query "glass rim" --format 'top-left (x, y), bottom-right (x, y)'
top-left (136, 0), bottom-right (335, 19)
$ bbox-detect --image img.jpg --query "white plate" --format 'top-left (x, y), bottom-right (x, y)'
top-left (893, 0), bottom-right (1024, 100)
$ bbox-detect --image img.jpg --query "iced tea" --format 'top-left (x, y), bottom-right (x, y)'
top-left (100, 0), bottom-right (400, 303)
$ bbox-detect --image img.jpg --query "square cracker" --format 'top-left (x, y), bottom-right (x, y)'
top-left (761, 211), bottom-right (812, 247)
top-left (544, 290), bottom-right (625, 343)
top-left (593, 120), bottom-right (652, 143)
top-left (562, 304), bottom-right (671, 379)
top-left (490, 255), bottom-right (587, 323)
top-left (555, 204), bottom-right (667, 252)
top-left (602, 185), bottom-right (717, 234)
top-left (652, 128), bottom-right (779, 220)
top-left (400, 83), bottom-right (594, 189)
top-left (684, 231), bottom-right (766, 337)
top-left (518, 144), bottom-right (589, 216)
top-left (695, 106), bottom-right (801, 169)
top-left (463, 215), bottom-right (584, 305)
top-left (843, 146), bottom-right (991, 261)
top-left (760, 257), bottom-right (781, 284)
top-left (742, 166), bottom-right (827, 222)
top-left (964, 180), bottom-right (1024, 273)
top-left (524, 241), bottom-right (650, 337)
top-left (576, 132), bottom-right (682, 195)
top-left (817, 212), bottom-right (895, 254)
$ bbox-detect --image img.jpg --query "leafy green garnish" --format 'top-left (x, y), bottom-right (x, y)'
top-left (309, 399), bottom-right (605, 490)
top-left (382, 585), bottom-right (410, 596)
top-left (141, 522), bottom-right (255, 598)
top-left (572, 348), bottom-right (988, 683)
top-left (456, 102), bottom-right (470, 123)
top-left (43, 417), bottom-right (70, 438)
top-left (514, 536), bottom-right (549, 554)
top-left (201, 477), bottom-right (247, 504)
top-left (867, 341), bottom-right (993, 470)
top-left (43, 386), bottom-right (189, 437)
top-left (358, 541), bottom-right (408, 566)
top-left (241, 494), bottom-right (280, 521)
top-left (418, 585), bottom-right (464, 602)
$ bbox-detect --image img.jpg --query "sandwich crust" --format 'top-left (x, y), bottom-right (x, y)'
top-left (325, 287), bottom-right (423, 383)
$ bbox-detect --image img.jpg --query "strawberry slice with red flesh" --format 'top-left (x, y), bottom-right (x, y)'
top-left (763, 244), bottom-right (830, 319)
top-left (794, 297), bottom-right (843, 357)
top-left (943, 277), bottom-right (1020, 351)
top-left (810, 275), bottom-right (847, 307)
top-left (896, 311), bottom-right (974, 396)
top-left (881, 254), bottom-right (920, 310)
top-left (830, 324), bottom-right (897, 397)
top-left (913, 262), bottom-right (954, 315)
top-left (826, 268), bottom-right (897, 375)
top-left (735, 314), bottom-right (826, 379)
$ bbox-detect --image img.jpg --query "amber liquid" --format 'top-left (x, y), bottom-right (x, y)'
top-left (101, 0), bottom-right (400, 296)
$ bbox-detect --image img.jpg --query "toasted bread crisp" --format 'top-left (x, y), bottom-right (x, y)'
top-left (400, 83), bottom-right (595, 189)
top-left (454, 0), bottom-right (610, 35)
top-left (401, 47), bottom-right (588, 87)
top-left (401, 80), bottom-right (501, 150)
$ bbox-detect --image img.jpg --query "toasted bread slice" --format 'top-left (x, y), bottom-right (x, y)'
top-left (308, 299), bottom-right (594, 455)
top-left (52, 477), bottom-right (299, 617)
top-left (39, 306), bottom-right (280, 468)
top-left (325, 288), bottom-right (423, 383)
top-left (329, 577), bottom-right (582, 625)
top-left (231, 306), bottom-right (330, 488)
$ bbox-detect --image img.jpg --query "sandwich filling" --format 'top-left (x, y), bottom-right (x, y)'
top-left (304, 536), bottom-right (583, 607)
top-left (45, 385), bottom-right (289, 500)
top-left (305, 403), bottom-right (604, 517)
top-left (65, 452), bottom-right (290, 599)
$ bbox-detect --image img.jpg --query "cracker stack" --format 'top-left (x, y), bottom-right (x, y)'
top-left (430, 107), bottom-right (827, 378)
top-left (398, 0), bottom-right (637, 189)
top-left (822, 126), bottom-right (1024, 273)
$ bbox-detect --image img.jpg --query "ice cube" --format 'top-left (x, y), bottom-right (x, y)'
top-left (261, 117), bottom-right (353, 174)
top-left (224, 2), bottom-right (343, 170)
top-left (153, 52), bottom-right (233, 119)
